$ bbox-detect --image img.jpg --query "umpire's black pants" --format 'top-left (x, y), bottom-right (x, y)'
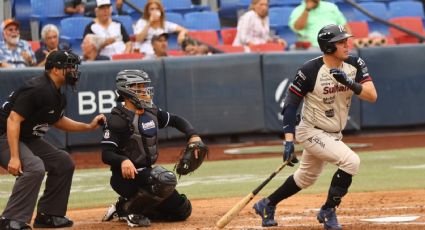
top-left (0, 134), bottom-right (75, 223)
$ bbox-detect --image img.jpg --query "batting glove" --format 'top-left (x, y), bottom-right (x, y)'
top-left (283, 141), bottom-right (299, 167)
top-left (330, 69), bottom-right (354, 87)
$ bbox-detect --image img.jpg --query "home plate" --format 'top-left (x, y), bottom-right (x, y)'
top-left (361, 216), bottom-right (420, 223)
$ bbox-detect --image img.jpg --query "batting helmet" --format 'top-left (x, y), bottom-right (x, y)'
top-left (317, 24), bottom-right (353, 54)
top-left (116, 69), bottom-right (154, 109)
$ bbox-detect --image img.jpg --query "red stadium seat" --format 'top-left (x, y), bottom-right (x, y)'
top-left (168, 49), bottom-right (185, 56)
top-left (111, 53), bottom-right (144, 60)
top-left (187, 30), bottom-right (220, 46)
top-left (27, 41), bottom-right (40, 52)
top-left (215, 45), bottom-right (245, 53)
top-left (249, 42), bottom-right (285, 53)
top-left (220, 28), bottom-right (237, 45)
top-left (347, 21), bottom-right (369, 38)
top-left (388, 17), bottom-right (425, 44)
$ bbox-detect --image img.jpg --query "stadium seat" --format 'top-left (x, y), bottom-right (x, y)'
top-left (112, 15), bottom-right (134, 35)
top-left (167, 12), bottom-right (185, 27)
top-left (27, 41), bottom-right (40, 52)
top-left (354, 2), bottom-right (389, 35)
top-left (30, 0), bottom-right (69, 40)
top-left (184, 11), bottom-right (221, 31)
top-left (13, 0), bottom-right (32, 31)
top-left (269, 7), bottom-right (293, 34)
top-left (277, 26), bottom-right (297, 49)
top-left (220, 28), bottom-right (237, 45)
top-left (249, 42), bottom-right (285, 53)
top-left (187, 30), bottom-right (220, 46)
top-left (162, 0), bottom-right (210, 14)
top-left (168, 49), bottom-right (185, 56)
top-left (218, 0), bottom-right (242, 22)
top-left (347, 21), bottom-right (370, 38)
top-left (215, 44), bottom-right (245, 53)
top-left (269, 0), bottom-right (301, 7)
top-left (60, 17), bottom-right (94, 55)
top-left (112, 53), bottom-right (144, 60)
top-left (388, 16), bottom-right (425, 44)
top-left (388, 1), bottom-right (425, 19)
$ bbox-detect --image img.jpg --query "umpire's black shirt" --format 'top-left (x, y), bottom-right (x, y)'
top-left (0, 73), bottom-right (66, 140)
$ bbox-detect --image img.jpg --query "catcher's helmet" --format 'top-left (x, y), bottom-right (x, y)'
top-left (45, 50), bottom-right (81, 86)
top-left (317, 24), bottom-right (353, 54)
top-left (116, 69), bottom-right (154, 109)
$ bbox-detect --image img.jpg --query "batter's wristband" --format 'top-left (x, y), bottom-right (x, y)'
top-left (350, 82), bottom-right (363, 95)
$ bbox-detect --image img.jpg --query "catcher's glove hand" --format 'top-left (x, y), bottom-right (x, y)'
top-left (174, 141), bottom-right (208, 177)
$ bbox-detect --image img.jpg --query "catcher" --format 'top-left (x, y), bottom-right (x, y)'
top-left (100, 69), bottom-right (208, 227)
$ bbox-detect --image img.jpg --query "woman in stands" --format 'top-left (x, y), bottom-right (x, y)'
top-left (133, 0), bottom-right (188, 55)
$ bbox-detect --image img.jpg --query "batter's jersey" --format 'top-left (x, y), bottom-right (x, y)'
top-left (0, 74), bottom-right (66, 139)
top-left (288, 55), bottom-right (372, 132)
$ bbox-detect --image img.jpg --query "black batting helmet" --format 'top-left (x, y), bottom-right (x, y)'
top-left (317, 24), bottom-right (353, 54)
top-left (116, 69), bottom-right (154, 109)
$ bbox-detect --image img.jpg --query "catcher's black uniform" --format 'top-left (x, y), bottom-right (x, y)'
top-left (101, 105), bottom-right (197, 221)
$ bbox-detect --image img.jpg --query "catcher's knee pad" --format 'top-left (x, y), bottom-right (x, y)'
top-left (294, 170), bottom-right (320, 189)
top-left (339, 152), bottom-right (360, 175)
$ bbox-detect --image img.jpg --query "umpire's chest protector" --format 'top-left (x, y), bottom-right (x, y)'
top-left (113, 107), bottom-right (159, 167)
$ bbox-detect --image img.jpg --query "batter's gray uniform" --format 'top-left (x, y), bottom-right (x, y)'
top-left (293, 56), bottom-right (371, 188)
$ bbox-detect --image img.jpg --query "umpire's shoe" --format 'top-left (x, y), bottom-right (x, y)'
top-left (33, 213), bottom-right (73, 228)
top-left (317, 207), bottom-right (342, 230)
top-left (253, 198), bottom-right (278, 227)
top-left (124, 214), bottom-right (150, 227)
top-left (0, 217), bottom-right (32, 230)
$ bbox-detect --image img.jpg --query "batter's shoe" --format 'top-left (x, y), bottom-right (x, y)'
top-left (253, 198), bottom-right (278, 227)
top-left (0, 217), bottom-right (32, 230)
top-left (33, 213), bottom-right (73, 228)
top-left (317, 207), bottom-right (342, 230)
top-left (124, 214), bottom-right (150, 227)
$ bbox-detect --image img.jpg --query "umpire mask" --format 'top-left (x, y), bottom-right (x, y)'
top-left (45, 50), bottom-right (82, 86)
top-left (116, 69), bottom-right (154, 109)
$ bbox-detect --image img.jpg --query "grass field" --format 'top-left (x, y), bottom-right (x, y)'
top-left (0, 147), bottom-right (424, 211)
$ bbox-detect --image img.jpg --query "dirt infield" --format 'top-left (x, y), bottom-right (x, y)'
top-left (61, 131), bottom-right (425, 229)
top-left (2, 131), bottom-right (424, 229)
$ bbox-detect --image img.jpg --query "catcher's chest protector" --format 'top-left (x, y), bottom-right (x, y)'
top-left (114, 107), bottom-right (159, 166)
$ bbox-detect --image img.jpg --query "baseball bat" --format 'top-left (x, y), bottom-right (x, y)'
top-left (215, 160), bottom-right (291, 228)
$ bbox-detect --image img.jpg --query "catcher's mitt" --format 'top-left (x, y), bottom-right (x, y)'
top-left (174, 141), bottom-right (208, 177)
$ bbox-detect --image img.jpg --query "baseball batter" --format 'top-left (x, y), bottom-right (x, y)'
top-left (253, 24), bottom-right (377, 229)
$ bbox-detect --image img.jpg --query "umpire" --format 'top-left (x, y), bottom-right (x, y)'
top-left (0, 50), bottom-right (105, 229)
top-left (101, 69), bottom-right (204, 227)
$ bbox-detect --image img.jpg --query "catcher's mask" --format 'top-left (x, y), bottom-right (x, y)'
top-left (116, 69), bottom-right (154, 109)
top-left (45, 50), bottom-right (81, 86)
top-left (317, 24), bottom-right (353, 54)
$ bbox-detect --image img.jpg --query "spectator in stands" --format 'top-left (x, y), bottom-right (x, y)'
top-left (143, 33), bottom-right (169, 60)
top-left (81, 34), bottom-right (110, 61)
top-left (0, 19), bottom-right (36, 68)
top-left (181, 37), bottom-right (210, 56)
top-left (133, 0), bottom-right (188, 55)
top-left (233, 0), bottom-right (287, 47)
top-left (289, 0), bottom-right (351, 49)
top-left (83, 0), bottom-right (132, 58)
top-left (64, 0), bottom-right (97, 17)
top-left (35, 24), bottom-right (69, 66)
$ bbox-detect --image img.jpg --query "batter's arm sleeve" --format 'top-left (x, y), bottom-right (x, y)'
top-left (282, 92), bottom-right (303, 134)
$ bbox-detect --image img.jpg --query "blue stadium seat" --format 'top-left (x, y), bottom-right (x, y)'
top-left (277, 26), bottom-right (297, 50)
top-left (269, 7), bottom-right (294, 35)
top-left (354, 2), bottom-right (389, 35)
top-left (270, 0), bottom-right (301, 7)
top-left (218, 0), bottom-right (241, 21)
top-left (184, 11), bottom-right (221, 31)
top-left (112, 15), bottom-right (134, 35)
top-left (13, 0), bottom-right (32, 31)
top-left (167, 12), bottom-right (185, 27)
top-left (60, 17), bottom-right (94, 55)
top-left (162, 0), bottom-right (210, 14)
top-left (30, 0), bottom-right (68, 32)
top-left (388, 1), bottom-right (425, 19)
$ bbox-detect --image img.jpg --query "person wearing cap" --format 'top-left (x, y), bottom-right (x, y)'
top-left (289, 0), bottom-right (351, 49)
top-left (35, 24), bottom-right (70, 66)
top-left (0, 19), bottom-right (36, 68)
top-left (81, 34), bottom-right (110, 61)
top-left (0, 50), bottom-right (106, 229)
top-left (83, 0), bottom-right (132, 58)
top-left (143, 33), bottom-right (169, 60)
top-left (133, 0), bottom-right (188, 55)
